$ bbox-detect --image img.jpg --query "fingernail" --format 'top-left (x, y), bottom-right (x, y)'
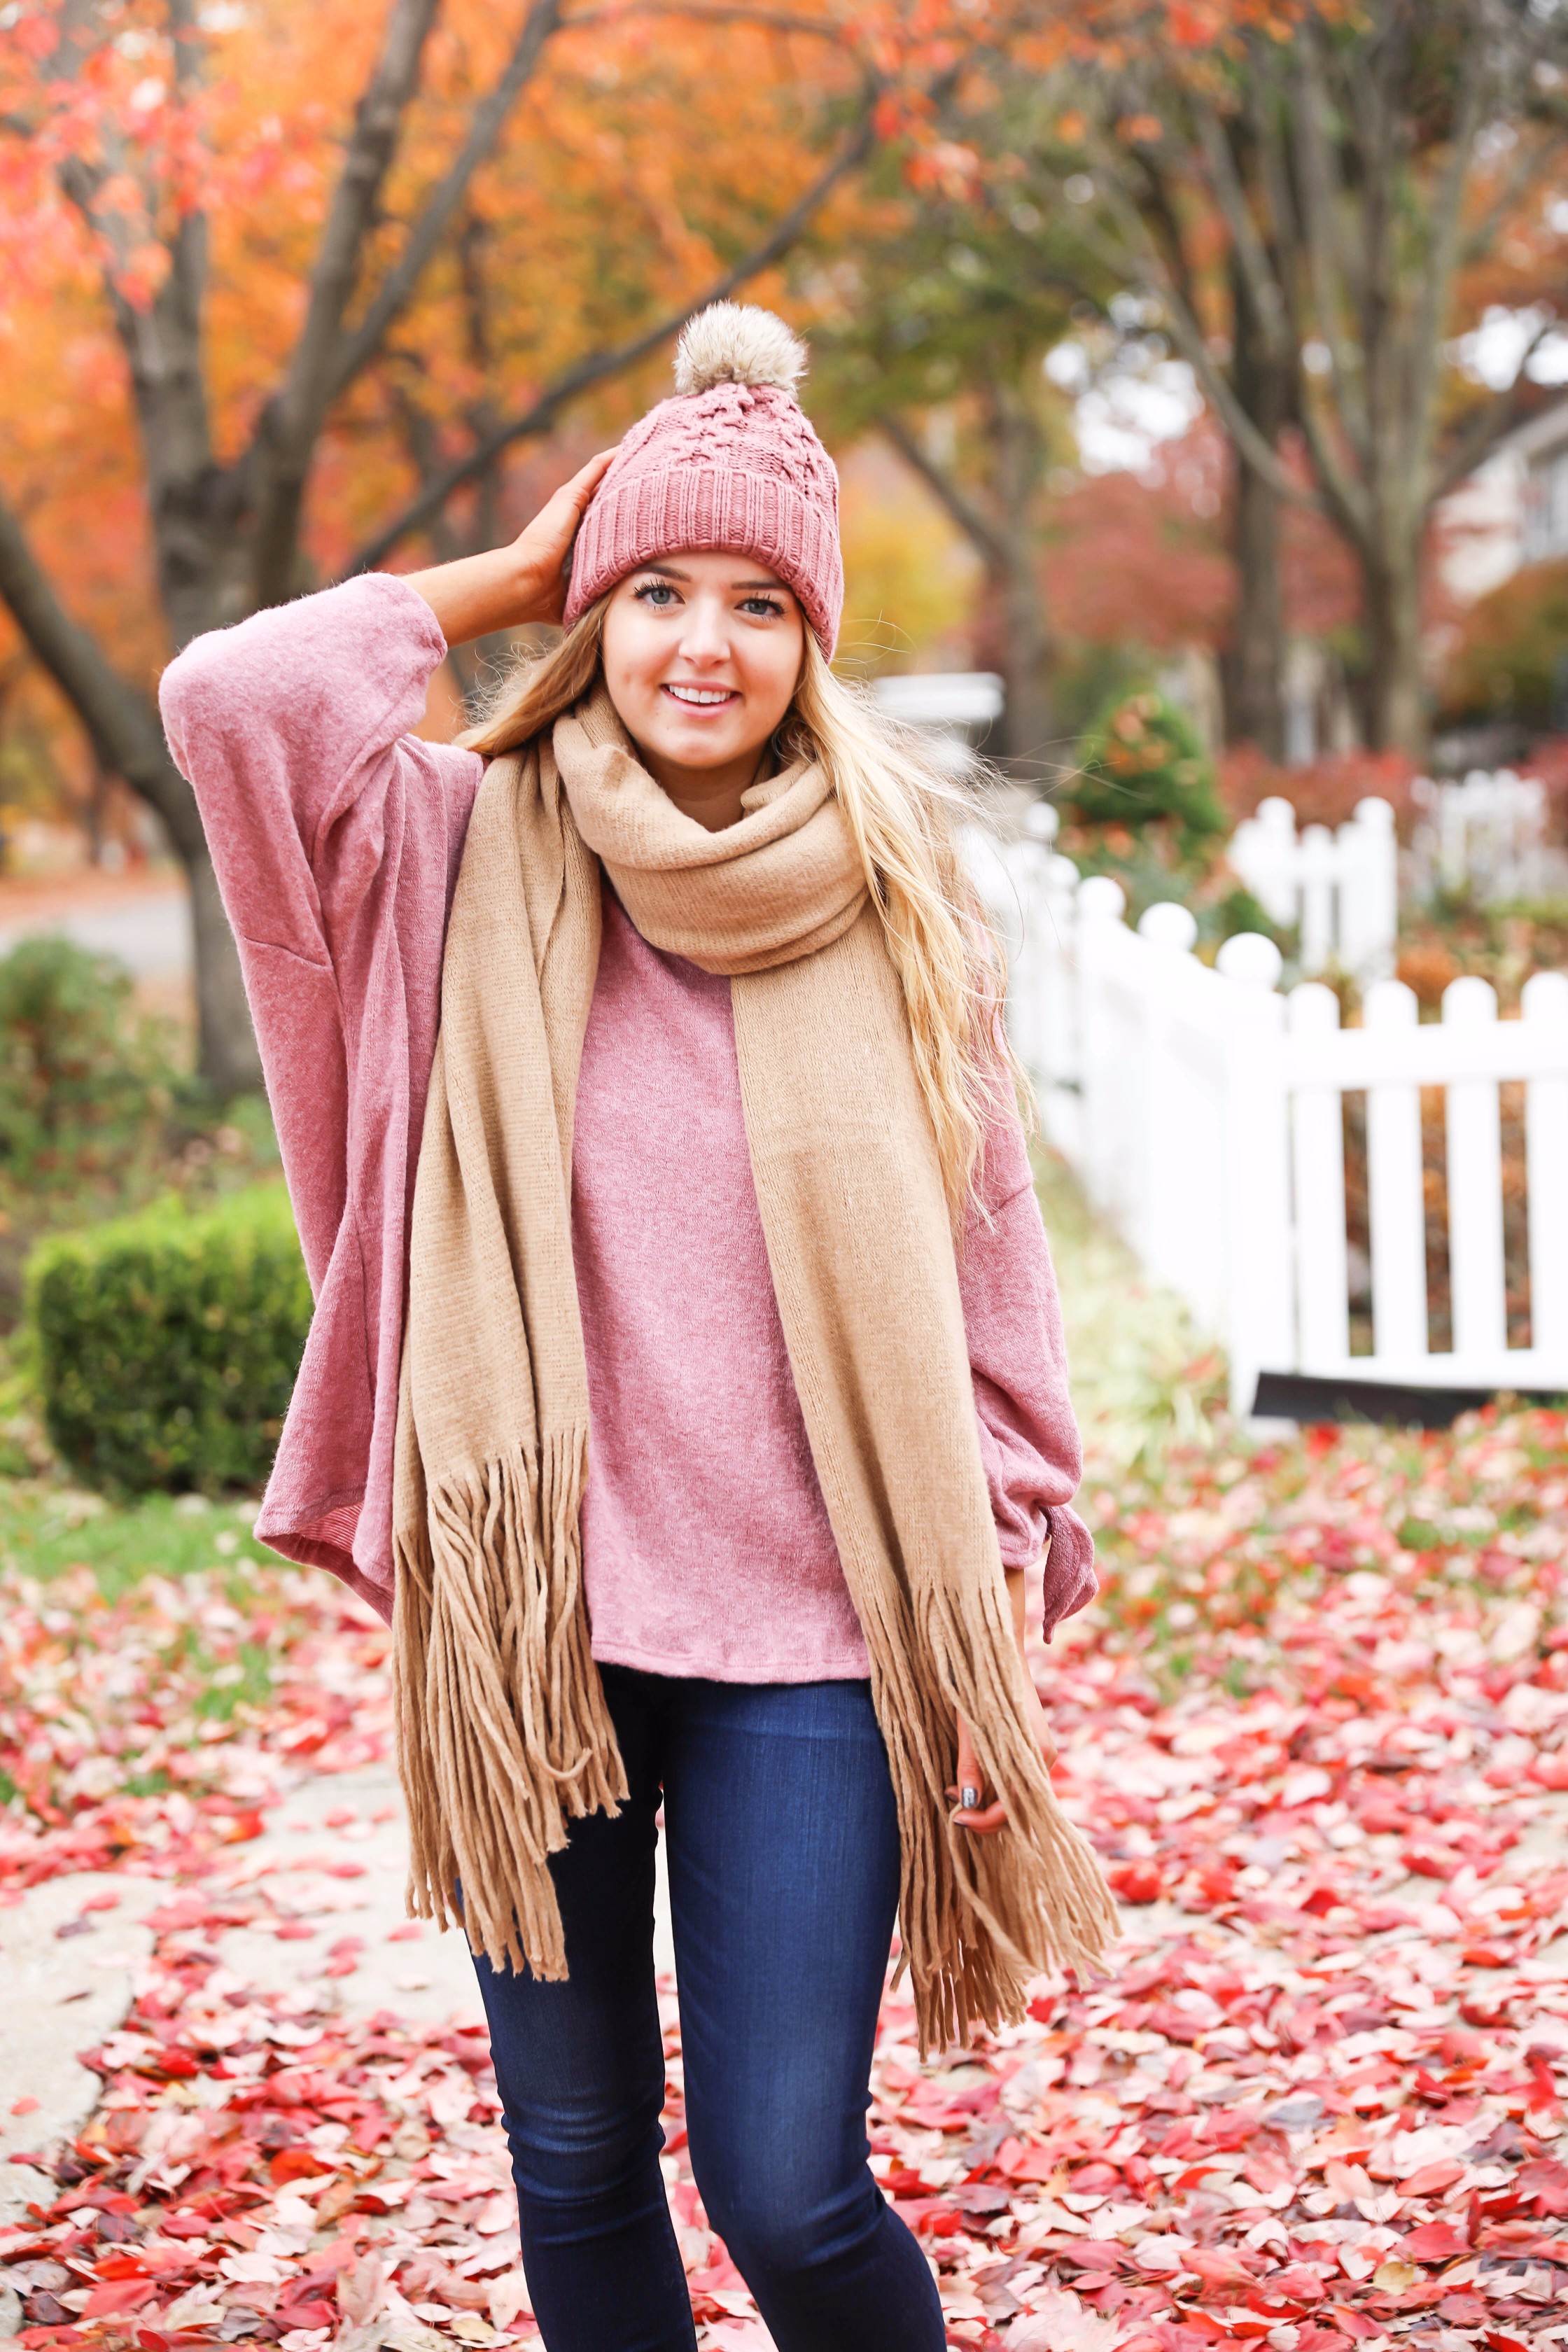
top-left (960, 1786), bottom-right (980, 1812)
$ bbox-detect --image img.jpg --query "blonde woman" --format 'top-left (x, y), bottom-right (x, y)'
top-left (161, 305), bottom-right (1114, 2352)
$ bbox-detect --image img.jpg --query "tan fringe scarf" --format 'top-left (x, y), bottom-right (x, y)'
top-left (393, 684), bottom-right (1117, 2053)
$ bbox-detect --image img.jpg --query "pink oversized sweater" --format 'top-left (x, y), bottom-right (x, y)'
top-left (160, 573), bottom-right (1097, 1675)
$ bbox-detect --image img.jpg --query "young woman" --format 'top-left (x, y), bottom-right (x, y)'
top-left (161, 304), bottom-right (1116, 2352)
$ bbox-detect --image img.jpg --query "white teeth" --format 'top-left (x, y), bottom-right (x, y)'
top-left (666, 685), bottom-right (733, 705)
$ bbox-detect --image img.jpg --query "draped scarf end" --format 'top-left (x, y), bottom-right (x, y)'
top-left (881, 1575), bottom-right (1120, 2057)
top-left (392, 1427), bottom-right (626, 1979)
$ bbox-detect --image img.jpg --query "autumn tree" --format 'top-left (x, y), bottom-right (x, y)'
top-left (0, 0), bottom-right (874, 1088)
top-left (807, 141), bottom-right (1100, 772)
top-left (1056, 0), bottom-right (1568, 757)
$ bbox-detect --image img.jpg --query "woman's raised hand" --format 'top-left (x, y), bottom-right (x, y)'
top-left (506, 448), bottom-right (619, 624)
top-left (405, 447), bottom-right (617, 650)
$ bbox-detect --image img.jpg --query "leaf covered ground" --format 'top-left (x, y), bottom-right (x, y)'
top-left (0, 1174), bottom-right (1563, 2352)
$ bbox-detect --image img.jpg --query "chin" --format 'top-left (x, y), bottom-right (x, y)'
top-left (656, 729), bottom-right (746, 769)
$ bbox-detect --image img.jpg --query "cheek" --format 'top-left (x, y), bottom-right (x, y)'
top-left (740, 629), bottom-right (806, 724)
top-left (600, 603), bottom-right (662, 706)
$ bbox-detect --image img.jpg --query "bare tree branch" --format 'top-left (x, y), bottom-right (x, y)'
top-left (265, 0), bottom-right (442, 443)
top-left (1126, 150), bottom-right (1203, 326)
top-left (1189, 95), bottom-right (1290, 362)
top-left (1431, 316), bottom-right (1562, 500)
top-left (342, 103), bottom-right (876, 574)
top-left (245, 0), bottom-right (443, 605)
top-left (1461, 125), bottom-right (1562, 267)
top-left (1410, 34), bottom-right (1490, 467)
top-left (325, 0), bottom-right (565, 407)
top-left (1081, 166), bottom-right (1321, 510)
top-left (1289, 386), bottom-right (1373, 551)
top-left (877, 412), bottom-right (1010, 573)
top-left (562, 1), bottom-right (844, 33)
top-left (1287, 36), bottom-right (1373, 462)
top-left (1288, 25), bottom-right (1365, 332)
top-left (0, 489), bottom-right (201, 858)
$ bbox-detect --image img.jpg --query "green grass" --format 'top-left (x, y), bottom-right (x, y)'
top-left (192, 1637), bottom-right (274, 1719)
top-left (0, 1478), bottom-right (272, 1600)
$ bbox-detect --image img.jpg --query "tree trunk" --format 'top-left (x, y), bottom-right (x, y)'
top-left (987, 387), bottom-right (1055, 778)
top-left (1363, 546), bottom-right (1426, 755)
top-left (993, 556), bottom-right (1055, 776)
top-left (1219, 258), bottom-right (1289, 756)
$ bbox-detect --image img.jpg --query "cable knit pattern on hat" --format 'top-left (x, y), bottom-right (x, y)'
top-left (563, 307), bottom-right (844, 656)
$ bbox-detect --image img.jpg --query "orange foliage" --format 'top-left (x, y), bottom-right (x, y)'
top-left (0, 0), bottom-right (867, 690)
top-left (0, 0), bottom-right (1293, 813)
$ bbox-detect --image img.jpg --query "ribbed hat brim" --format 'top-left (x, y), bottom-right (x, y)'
top-left (564, 465), bottom-right (843, 658)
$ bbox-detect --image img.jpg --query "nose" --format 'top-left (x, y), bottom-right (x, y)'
top-left (676, 591), bottom-right (732, 666)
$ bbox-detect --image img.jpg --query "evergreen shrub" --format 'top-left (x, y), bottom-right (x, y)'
top-left (1067, 686), bottom-right (1228, 854)
top-left (0, 936), bottom-right (174, 1191)
top-left (26, 1183), bottom-right (309, 1495)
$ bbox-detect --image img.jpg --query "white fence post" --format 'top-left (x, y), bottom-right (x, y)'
top-left (994, 824), bottom-right (1568, 1408)
top-left (1038, 855), bottom-right (1081, 1158)
top-left (1135, 902), bottom-right (1200, 1297)
top-left (1289, 982), bottom-right (1350, 1370)
top-left (1410, 768), bottom-right (1568, 904)
top-left (1525, 970), bottom-right (1568, 1359)
top-left (1443, 976), bottom-right (1508, 1359)
top-left (1298, 823), bottom-right (1336, 974)
top-left (1006, 804), bottom-right (1056, 1081)
top-left (1230, 797), bottom-right (1298, 925)
top-left (1228, 794), bottom-right (1398, 980)
top-left (1339, 799), bottom-right (1397, 981)
top-left (1214, 933), bottom-right (1291, 1415)
top-left (1363, 979), bottom-right (1429, 1365)
top-left (1076, 876), bottom-right (1135, 1233)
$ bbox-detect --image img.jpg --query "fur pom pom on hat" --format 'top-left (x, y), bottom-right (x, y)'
top-left (563, 302), bottom-right (843, 657)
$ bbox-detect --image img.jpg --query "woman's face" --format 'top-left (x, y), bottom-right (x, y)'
top-left (599, 548), bottom-right (806, 828)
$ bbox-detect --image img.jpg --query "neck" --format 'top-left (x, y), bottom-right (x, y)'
top-left (634, 742), bottom-right (766, 833)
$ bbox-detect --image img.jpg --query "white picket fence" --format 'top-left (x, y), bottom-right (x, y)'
top-left (967, 822), bottom-right (1568, 1415)
top-left (1408, 769), bottom-right (1568, 904)
top-left (1228, 795), bottom-right (1398, 979)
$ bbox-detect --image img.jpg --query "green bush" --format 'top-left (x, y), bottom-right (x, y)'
top-left (1438, 555), bottom-right (1568, 727)
top-left (1067, 686), bottom-right (1228, 855)
top-left (25, 1184), bottom-right (310, 1495)
top-left (0, 937), bottom-right (175, 1192)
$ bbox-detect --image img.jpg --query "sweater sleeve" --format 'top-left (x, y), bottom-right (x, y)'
top-left (959, 1107), bottom-right (1098, 1638)
top-left (158, 572), bottom-right (482, 1293)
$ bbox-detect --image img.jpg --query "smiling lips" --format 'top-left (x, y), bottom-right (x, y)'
top-left (663, 682), bottom-right (738, 708)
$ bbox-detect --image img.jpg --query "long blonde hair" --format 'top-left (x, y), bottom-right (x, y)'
top-left (461, 604), bottom-right (1028, 1217)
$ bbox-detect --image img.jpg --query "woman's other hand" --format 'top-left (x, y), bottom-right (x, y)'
top-left (405, 448), bottom-right (617, 648)
top-left (949, 1564), bottom-right (1057, 1835)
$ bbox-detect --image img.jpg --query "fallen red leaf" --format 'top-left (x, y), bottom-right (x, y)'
top-left (1399, 2161), bottom-right (1465, 2197)
top-left (81, 2279), bottom-right (157, 2318)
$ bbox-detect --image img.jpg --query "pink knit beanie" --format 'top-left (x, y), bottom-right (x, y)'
top-left (563, 304), bottom-right (844, 658)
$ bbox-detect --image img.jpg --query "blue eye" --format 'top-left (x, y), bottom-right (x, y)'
top-left (634, 581), bottom-right (680, 607)
top-left (741, 596), bottom-right (784, 618)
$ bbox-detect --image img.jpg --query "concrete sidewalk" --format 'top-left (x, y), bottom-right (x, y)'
top-left (0, 1762), bottom-right (679, 2232)
top-left (0, 882), bottom-right (192, 983)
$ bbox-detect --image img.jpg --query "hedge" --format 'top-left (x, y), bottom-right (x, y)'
top-left (26, 1183), bottom-right (312, 1495)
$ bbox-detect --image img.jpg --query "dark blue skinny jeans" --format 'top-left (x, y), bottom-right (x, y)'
top-left (468, 1665), bottom-right (945, 2352)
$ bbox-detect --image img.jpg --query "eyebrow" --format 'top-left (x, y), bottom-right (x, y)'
top-left (636, 563), bottom-right (794, 596)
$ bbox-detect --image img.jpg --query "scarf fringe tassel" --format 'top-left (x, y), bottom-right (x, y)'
top-left (392, 1429), bottom-right (627, 1980)
top-left (867, 1571), bottom-right (1120, 2057)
